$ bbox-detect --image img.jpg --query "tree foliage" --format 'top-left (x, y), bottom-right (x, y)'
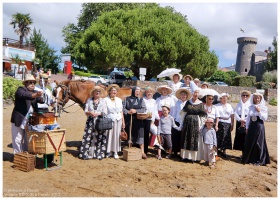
top-left (10, 13), bottom-right (33, 46)
top-left (73, 6), bottom-right (218, 79)
top-left (27, 28), bottom-right (60, 72)
top-left (265, 36), bottom-right (277, 71)
top-left (61, 3), bottom-right (156, 68)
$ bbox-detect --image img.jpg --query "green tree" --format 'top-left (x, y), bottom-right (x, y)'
top-left (265, 36), bottom-right (277, 71)
top-left (225, 70), bottom-right (239, 85)
top-left (61, 3), bottom-right (157, 70)
top-left (74, 6), bottom-right (218, 79)
top-left (208, 70), bottom-right (230, 83)
top-left (10, 13), bottom-right (33, 46)
top-left (27, 28), bottom-right (60, 73)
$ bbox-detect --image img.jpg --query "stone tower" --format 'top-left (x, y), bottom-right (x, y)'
top-left (235, 37), bottom-right (258, 76)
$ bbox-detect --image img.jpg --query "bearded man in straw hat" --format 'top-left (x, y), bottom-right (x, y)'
top-left (10, 74), bottom-right (44, 154)
top-left (34, 73), bottom-right (54, 113)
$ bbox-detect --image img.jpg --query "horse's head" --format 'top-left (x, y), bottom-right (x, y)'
top-left (52, 80), bottom-right (70, 116)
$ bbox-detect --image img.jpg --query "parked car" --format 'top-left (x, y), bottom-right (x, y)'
top-left (88, 75), bottom-right (107, 85)
top-left (108, 71), bottom-right (127, 85)
top-left (100, 75), bottom-right (110, 84)
top-left (212, 81), bottom-right (229, 86)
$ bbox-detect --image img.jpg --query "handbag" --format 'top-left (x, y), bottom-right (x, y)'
top-left (137, 113), bottom-right (152, 120)
top-left (120, 128), bottom-right (128, 141)
top-left (95, 116), bottom-right (113, 131)
top-left (238, 126), bottom-right (246, 134)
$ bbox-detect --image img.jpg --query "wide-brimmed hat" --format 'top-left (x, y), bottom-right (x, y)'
top-left (156, 85), bottom-right (173, 95)
top-left (144, 86), bottom-right (155, 95)
top-left (183, 74), bottom-right (193, 81)
top-left (36, 73), bottom-right (49, 81)
top-left (220, 93), bottom-right (230, 99)
top-left (241, 90), bottom-right (251, 97)
top-left (90, 86), bottom-right (107, 98)
top-left (162, 104), bottom-right (170, 111)
top-left (205, 117), bottom-right (214, 123)
top-left (175, 88), bottom-right (191, 100)
top-left (169, 73), bottom-right (183, 81)
top-left (201, 82), bottom-right (209, 88)
top-left (106, 84), bottom-right (120, 93)
top-left (23, 74), bottom-right (36, 85)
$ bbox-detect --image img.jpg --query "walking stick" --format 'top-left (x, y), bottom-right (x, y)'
top-left (128, 114), bottom-right (133, 148)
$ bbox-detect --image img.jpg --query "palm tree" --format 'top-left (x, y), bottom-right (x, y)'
top-left (10, 13), bottom-right (33, 47)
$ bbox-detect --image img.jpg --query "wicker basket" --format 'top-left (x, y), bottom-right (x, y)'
top-left (13, 152), bottom-right (36, 172)
top-left (27, 129), bottom-right (66, 154)
top-left (123, 147), bottom-right (142, 161)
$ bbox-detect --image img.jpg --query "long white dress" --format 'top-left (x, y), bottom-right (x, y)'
top-left (105, 97), bottom-right (123, 153)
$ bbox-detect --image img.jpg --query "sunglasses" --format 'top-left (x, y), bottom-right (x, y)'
top-left (28, 81), bottom-right (36, 85)
top-left (207, 98), bottom-right (214, 100)
top-left (242, 95), bottom-right (249, 97)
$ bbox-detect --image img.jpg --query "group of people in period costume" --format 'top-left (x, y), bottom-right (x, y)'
top-left (10, 72), bottom-right (271, 168)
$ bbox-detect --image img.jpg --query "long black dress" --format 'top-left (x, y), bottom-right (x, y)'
top-left (123, 87), bottom-right (146, 145)
top-left (180, 100), bottom-right (207, 160)
top-left (242, 105), bottom-right (270, 166)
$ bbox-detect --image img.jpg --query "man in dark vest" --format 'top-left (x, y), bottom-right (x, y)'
top-left (11, 74), bottom-right (43, 154)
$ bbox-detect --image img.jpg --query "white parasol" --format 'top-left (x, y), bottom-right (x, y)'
top-left (198, 88), bottom-right (221, 104)
top-left (157, 68), bottom-right (181, 78)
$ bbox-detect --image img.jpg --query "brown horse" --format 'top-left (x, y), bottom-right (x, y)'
top-left (52, 80), bottom-right (135, 116)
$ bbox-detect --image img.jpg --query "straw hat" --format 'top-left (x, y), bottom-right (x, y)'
top-left (201, 82), bottom-right (209, 88)
top-left (205, 117), bottom-right (214, 123)
top-left (90, 86), bottom-right (107, 98)
top-left (156, 85), bottom-right (173, 95)
top-left (23, 74), bottom-right (36, 85)
top-left (241, 90), bottom-right (251, 97)
top-left (106, 84), bottom-right (120, 93)
top-left (175, 87), bottom-right (191, 100)
top-left (183, 74), bottom-right (193, 81)
top-left (169, 73), bottom-right (183, 81)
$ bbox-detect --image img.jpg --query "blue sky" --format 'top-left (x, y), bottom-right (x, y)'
top-left (1, 1), bottom-right (278, 69)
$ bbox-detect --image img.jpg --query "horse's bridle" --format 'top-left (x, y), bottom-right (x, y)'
top-left (53, 84), bottom-right (70, 107)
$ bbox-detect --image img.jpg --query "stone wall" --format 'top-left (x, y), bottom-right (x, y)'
top-left (122, 81), bottom-right (277, 104)
top-left (122, 80), bottom-right (168, 91)
top-left (204, 85), bottom-right (256, 103)
top-left (265, 88), bottom-right (277, 101)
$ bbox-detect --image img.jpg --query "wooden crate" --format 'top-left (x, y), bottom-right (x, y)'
top-left (123, 147), bottom-right (142, 161)
top-left (29, 112), bottom-right (58, 125)
top-left (13, 152), bottom-right (35, 172)
top-left (27, 129), bottom-right (66, 154)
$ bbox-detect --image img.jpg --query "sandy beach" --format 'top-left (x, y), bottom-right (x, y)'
top-left (2, 98), bottom-right (277, 197)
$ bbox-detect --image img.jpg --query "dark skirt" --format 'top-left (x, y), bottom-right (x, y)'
top-left (242, 117), bottom-right (270, 165)
top-left (143, 119), bottom-right (151, 154)
top-left (125, 114), bottom-right (144, 145)
top-left (172, 121), bottom-right (181, 154)
top-left (181, 115), bottom-right (199, 151)
top-left (216, 122), bottom-right (232, 150)
top-left (233, 120), bottom-right (246, 151)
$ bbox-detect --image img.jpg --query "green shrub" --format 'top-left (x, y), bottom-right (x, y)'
top-left (3, 77), bottom-right (23, 100)
top-left (269, 98), bottom-right (277, 106)
top-left (233, 75), bottom-right (256, 87)
top-left (74, 71), bottom-right (91, 77)
top-left (262, 70), bottom-right (277, 83)
top-left (255, 82), bottom-right (271, 90)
